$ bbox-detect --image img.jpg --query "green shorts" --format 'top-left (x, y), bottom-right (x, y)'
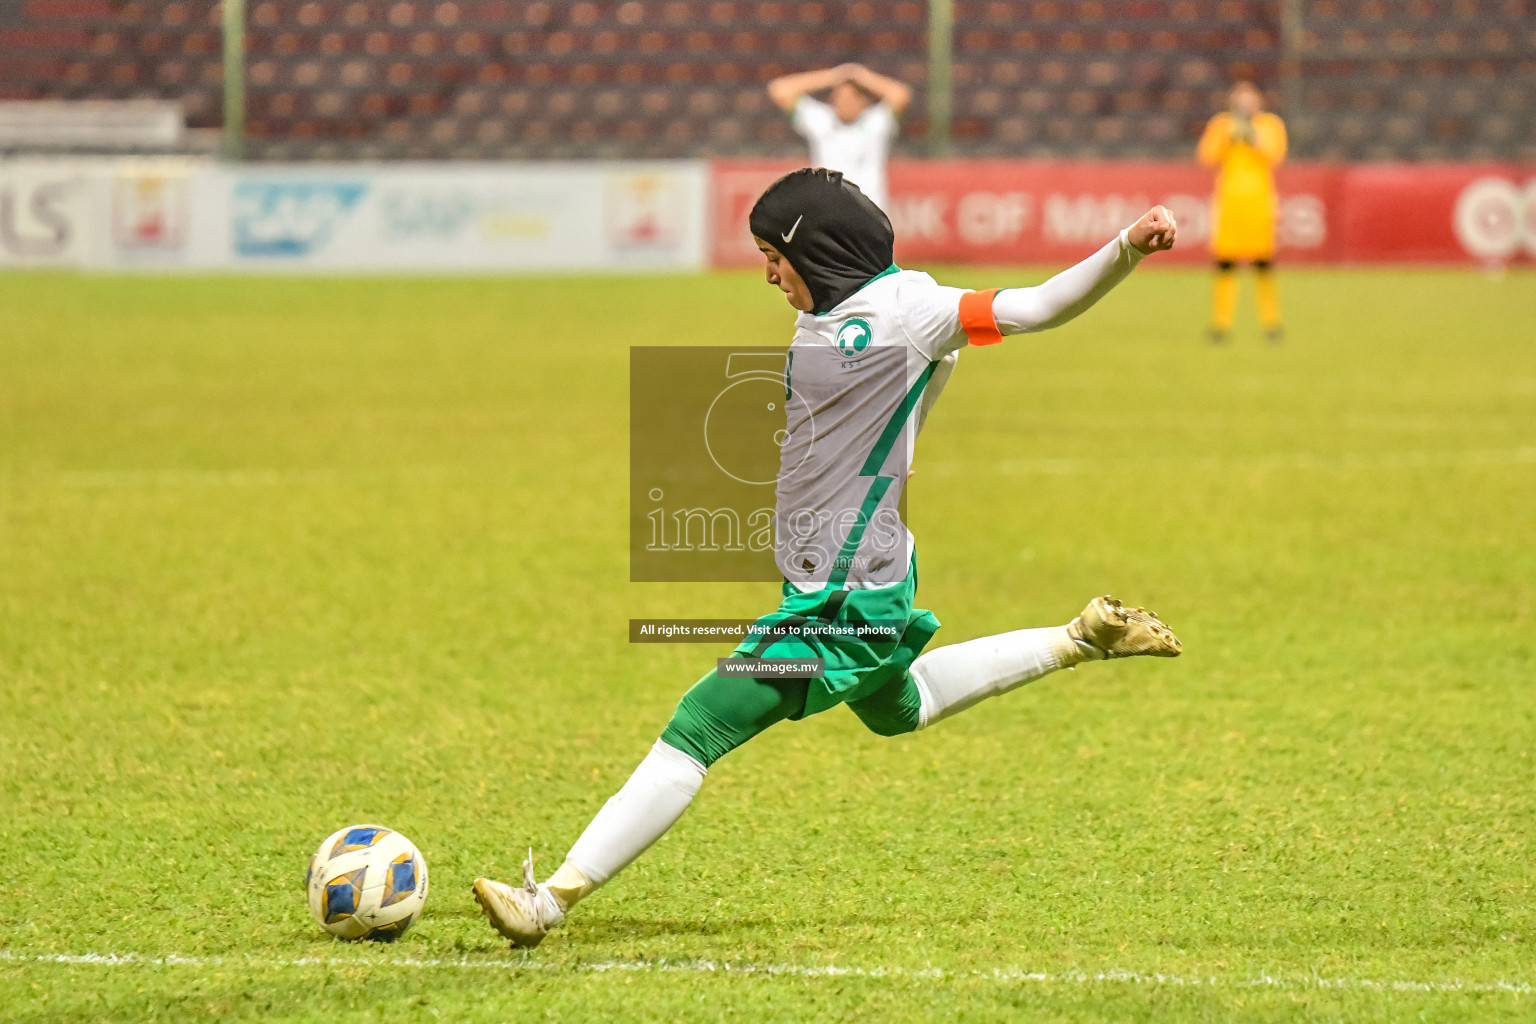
top-left (730, 555), bottom-right (941, 719)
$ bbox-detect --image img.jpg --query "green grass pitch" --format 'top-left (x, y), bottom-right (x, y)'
top-left (0, 265), bottom-right (1532, 1022)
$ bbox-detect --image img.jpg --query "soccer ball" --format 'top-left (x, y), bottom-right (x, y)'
top-left (305, 824), bottom-right (429, 941)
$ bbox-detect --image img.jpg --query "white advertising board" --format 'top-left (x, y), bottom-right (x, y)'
top-left (0, 160), bottom-right (99, 267)
top-left (1, 159), bottom-right (709, 273)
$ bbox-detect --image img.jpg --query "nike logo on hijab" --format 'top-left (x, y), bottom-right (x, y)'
top-left (750, 168), bottom-right (895, 316)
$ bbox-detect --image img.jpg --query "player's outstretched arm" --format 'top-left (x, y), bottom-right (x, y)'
top-left (989, 206), bottom-right (1177, 336)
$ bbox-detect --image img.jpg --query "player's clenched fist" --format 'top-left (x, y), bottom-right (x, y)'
top-left (1128, 205), bottom-right (1178, 254)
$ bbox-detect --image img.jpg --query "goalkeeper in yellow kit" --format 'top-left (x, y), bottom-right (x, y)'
top-left (1198, 80), bottom-right (1287, 342)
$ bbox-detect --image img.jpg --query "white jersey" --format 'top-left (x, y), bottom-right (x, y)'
top-left (774, 268), bottom-right (966, 591)
top-left (791, 96), bottom-right (898, 211)
top-left (771, 229), bottom-right (1147, 592)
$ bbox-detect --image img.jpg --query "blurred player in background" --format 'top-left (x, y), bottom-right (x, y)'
top-left (1198, 79), bottom-right (1288, 343)
top-left (766, 63), bottom-right (913, 211)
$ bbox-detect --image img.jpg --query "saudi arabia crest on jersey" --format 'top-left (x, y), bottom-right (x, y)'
top-left (835, 317), bottom-right (873, 359)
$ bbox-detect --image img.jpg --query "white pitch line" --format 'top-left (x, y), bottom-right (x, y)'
top-left (0, 951), bottom-right (1527, 996)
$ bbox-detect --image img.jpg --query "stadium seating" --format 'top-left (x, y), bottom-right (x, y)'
top-left (0, 0), bottom-right (1530, 160)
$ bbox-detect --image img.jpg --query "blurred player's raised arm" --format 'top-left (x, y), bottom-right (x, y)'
top-left (766, 66), bottom-right (848, 111)
top-left (767, 64), bottom-right (912, 115)
top-left (1254, 114), bottom-right (1288, 166)
top-left (1197, 114), bottom-right (1235, 167)
top-left (840, 63), bottom-right (913, 115)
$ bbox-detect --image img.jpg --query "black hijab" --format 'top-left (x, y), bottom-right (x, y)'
top-left (748, 168), bottom-right (895, 316)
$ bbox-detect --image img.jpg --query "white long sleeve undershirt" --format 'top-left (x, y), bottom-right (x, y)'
top-left (912, 228), bottom-right (1144, 431)
top-left (992, 228), bottom-right (1145, 335)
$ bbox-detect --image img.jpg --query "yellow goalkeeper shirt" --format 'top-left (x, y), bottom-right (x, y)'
top-left (1198, 111), bottom-right (1287, 260)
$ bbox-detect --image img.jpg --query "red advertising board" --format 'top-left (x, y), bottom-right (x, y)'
top-left (709, 159), bottom-right (1536, 268)
top-left (1333, 163), bottom-right (1536, 264)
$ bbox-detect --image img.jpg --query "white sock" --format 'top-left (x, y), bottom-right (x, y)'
top-left (553, 739), bottom-right (706, 906)
top-left (911, 625), bottom-right (1095, 729)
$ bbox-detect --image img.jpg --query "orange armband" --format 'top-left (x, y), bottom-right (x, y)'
top-left (959, 288), bottom-right (1004, 346)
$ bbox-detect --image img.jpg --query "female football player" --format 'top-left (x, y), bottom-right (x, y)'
top-left (474, 169), bottom-right (1182, 947)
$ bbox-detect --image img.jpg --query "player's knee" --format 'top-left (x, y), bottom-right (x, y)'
top-left (659, 671), bottom-right (809, 767)
top-left (847, 698), bottom-right (920, 738)
top-left (1254, 259), bottom-right (1272, 272)
top-left (1215, 260), bottom-right (1235, 272)
top-left (659, 691), bottom-right (738, 768)
top-left (861, 714), bottom-right (916, 737)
